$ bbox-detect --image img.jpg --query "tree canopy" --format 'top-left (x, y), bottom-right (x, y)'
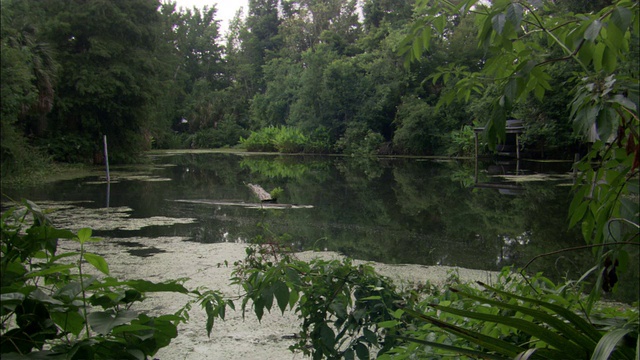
top-left (1, 0), bottom-right (637, 165)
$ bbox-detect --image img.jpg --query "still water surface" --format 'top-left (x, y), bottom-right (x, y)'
top-left (5, 152), bottom-right (637, 300)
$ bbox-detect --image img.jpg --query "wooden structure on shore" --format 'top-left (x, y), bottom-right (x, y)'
top-left (474, 119), bottom-right (525, 160)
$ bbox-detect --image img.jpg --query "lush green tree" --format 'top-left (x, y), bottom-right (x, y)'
top-left (144, 2), bottom-right (190, 148)
top-left (393, 96), bottom-right (441, 154)
top-left (5, 0), bottom-right (629, 170)
top-left (246, 0), bottom-right (281, 59)
top-left (173, 5), bottom-right (224, 92)
top-left (35, 0), bottom-right (164, 163)
top-left (250, 58), bottom-right (302, 128)
top-left (222, 1), bottom-right (283, 135)
top-left (216, 9), bottom-right (262, 134)
top-left (287, 46), bottom-right (340, 134)
top-left (279, 0), bottom-right (361, 55)
top-left (362, 0), bottom-right (415, 30)
top-left (513, 61), bottom-right (584, 157)
top-left (163, 4), bottom-right (229, 142)
top-left (0, 0), bottom-right (57, 177)
top-left (153, 3), bottom-right (236, 148)
top-left (236, 0), bottom-right (281, 94)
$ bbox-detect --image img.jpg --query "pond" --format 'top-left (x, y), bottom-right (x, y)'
top-left (3, 151), bottom-right (637, 302)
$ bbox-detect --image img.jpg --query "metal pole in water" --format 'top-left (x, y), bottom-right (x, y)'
top-left (103, 135), bottom-right (110, 183)
top-left (104, 135), bottom-right (110, 208)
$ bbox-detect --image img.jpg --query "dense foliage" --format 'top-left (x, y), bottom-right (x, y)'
top-left (233, 239), bottom-right (637, 359)
top-left (2, 0), bottom-right (638, 358)
top-left (4, 0), bottom-right (629, 177)
top-left (401, 0), bottom-right (639, 311)
top-left (0, 200), bottom-right (230, 359)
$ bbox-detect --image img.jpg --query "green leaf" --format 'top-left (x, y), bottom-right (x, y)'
top-left (506, 3), bottom-right (523, 29)
top-left (434, 15), bottom-right (446, 35)
top-left (515, 348), bottom-right (538, 360)
top-left (477, 13), bottom-right (493, 47)
top-left (377, 320), bottom-right (400, 328)
top-left (569, 202), bottom-right (588, 229)
top-left (84, 253), bottom-right (109, 275)
top-left (478, 282), bottom-right (602, 342)
top-left (610, 7), bottom-right (632, 32)
top-left (363, 328), bottom-right (378, 345)
top-left (591, 328), bottom-right (634, 360)
top-left (55, 281), bottom-right (84, 303)
top-left (354, 343), bottom-right (369, 359)
top-left (51, 310), bottom-right (85, 336)
top-left (262, 286), bottom-right (274, 312)
top-left (254, 296), bottom-right (265, 321)
top-left (584, 20), bottom-right (603, 41)
top-left (593, 42), bottom-right (606, 71)
top-left (396, 335), bottom-right (509, 360)
top-left (606, 22), bottom-right (625, 54)
top-left (76, 228), bottom-right (92, 244)
top-left (51, 252), bottom-right (81, 261)
top-left (492, 13), bottom-right (507, 34)
top-left (24, 263), bottom-right (76, 278)
top-left (110, 323), bottom-right (156, 334)
top-left (1, 292), bottom-right (26, 304)
top-left (285, 267), bottom-right (302, 286)
top-left (121, 289), bottom-right (143, 304)
top-left (601, 45), bottom-right (617, 73)
top-left (26, 226), bottom-right (75, 241)
top-left (451, 288), bottom-right (597, 353)
top-left (616, 250), bottom-right (629, 274)
top-left (88, 310), bottom-right (137, 335)
top-left (344, 348), bottom-right (355, 360)
top-left (608, 94), bottom-right (637, 111)
top-left (596, 107), bottom-right (615, 141)
top-left (422, 28), bottom-right (431, 50)
top-left (320, 323), bottom-right (336, 349)
top-left (569, 183), bottom-right (588, 220)
top-left (273, 281), bottom-right (289, 314)
top-left (289, 288), bottom-right (299, 309)
top-left (412, 36), bottom-right (422, 59)
top-left (432, 303), bottom-right (587, 355)
top-left (205, 300), bottom-right (215, 337)
top-left (129, 314), bottom-right (178, 348)
top-left (579, 41), bottom-right (595, 65)
top-left (402, 308), bottom-right (525, 357)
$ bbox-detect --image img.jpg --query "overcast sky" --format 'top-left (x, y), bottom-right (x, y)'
top-left (170, 0), bottom-right (249, 35)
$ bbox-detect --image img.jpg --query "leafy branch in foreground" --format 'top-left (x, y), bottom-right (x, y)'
top-left (380, 270), bottom-right (638, 360)
top-left (1, 200), bottom-right (230, 359)
top-left (231, 242), bottom-right (405, 360)
top-left (232, 240), bottom-right (638, 359)
top-left (401, 0), bottom-right (639, 309)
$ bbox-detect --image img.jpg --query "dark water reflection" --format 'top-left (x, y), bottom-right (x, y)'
top-left (4, 153), bottom-right (637, 302)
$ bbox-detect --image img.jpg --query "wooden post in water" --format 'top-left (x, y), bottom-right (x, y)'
top-left (474, 131), bottom-right (479, 183)
top-left (103, 135), bottom-right (111, 208)
top-left (103, 135), bottom-right (110, 183)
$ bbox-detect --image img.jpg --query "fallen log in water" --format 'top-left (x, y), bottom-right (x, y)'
top-left (246, 183), bottom-right (274, 202)
top-left (173, 199), bottom-right (313, 209)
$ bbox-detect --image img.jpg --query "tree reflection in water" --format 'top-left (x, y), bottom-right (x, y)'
top-left (4, 153), bottom-right (636, 303)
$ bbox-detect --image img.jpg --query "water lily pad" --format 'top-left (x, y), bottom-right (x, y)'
top-left (11, 201), bottom-right (196, 232)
